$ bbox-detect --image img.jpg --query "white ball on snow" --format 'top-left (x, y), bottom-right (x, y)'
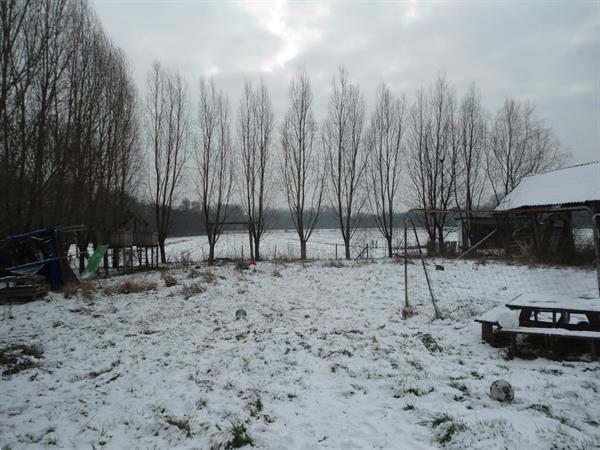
top-left (490, 379), bottom-right (514, 402)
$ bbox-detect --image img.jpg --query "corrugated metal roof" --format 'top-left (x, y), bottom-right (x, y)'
top-left (495, 161), bottom-right (600, 211)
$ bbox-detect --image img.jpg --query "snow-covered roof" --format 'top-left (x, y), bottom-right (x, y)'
top-left (495, 161), bottom-right (600, 211)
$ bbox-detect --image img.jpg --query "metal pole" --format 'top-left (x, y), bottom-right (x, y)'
top-left (411, 218), bottom-right (442, 320)
top-left (404, 221), bottom-right (409, 309)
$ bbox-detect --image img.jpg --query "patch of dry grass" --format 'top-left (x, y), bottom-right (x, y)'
top-left (63, 282), bottom-right (96, 300)
top-left (181, 282), bottom-right (206, 299)
top-left (103, 279), bottom-right (157, 296)
top-left (161, 272), bottom-right (178, 287)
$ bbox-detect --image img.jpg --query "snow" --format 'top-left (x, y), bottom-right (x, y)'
top-left (495, 161), bottom-right (600, 210)
top-left (1, 259), bottom-right (599, 449)
top-left (164, 228), bottom-right (458, 262)
top-left (501, 327), bottom-right (600, 340)
top-left (506, 294), bottom-right (600, 314)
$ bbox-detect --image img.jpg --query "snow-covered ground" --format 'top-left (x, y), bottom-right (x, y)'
top-left (164, 228), bottom-right (455, 262)
top-left (164, 227), bottom-right (594, 262)
top-left (1, 258), bottom-right (599, 449)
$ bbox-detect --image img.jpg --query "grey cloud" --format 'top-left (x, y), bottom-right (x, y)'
top-left (94, 0), bottom-right (599, 163)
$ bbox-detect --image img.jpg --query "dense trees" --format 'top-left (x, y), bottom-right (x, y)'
top-left (0, 0), bottom-right (140, 248)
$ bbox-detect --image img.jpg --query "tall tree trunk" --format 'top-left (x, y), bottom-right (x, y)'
top-left (387, 236), bottom-right (393, 258)
top-left (159, 237), bottom-right (166, 264)
top-left (344, 237), bottom-right (351, 259)
top-left (254, 238), bottom-right (260, 261)
top-left (300, 239), bottom-right (307, 260)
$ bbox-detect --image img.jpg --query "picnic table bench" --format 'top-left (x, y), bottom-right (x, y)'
top-left (474, 305), bottom-right (517, 342)
top-left (504, 295), bottom-right (600, 359)
top-left (476, 294), bottom-right (600, 359)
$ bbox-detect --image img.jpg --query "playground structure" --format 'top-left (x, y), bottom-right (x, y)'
top-left (94, 212), bottom-right (159, 274)
top-left (0, 225), bottom-right (84, 301)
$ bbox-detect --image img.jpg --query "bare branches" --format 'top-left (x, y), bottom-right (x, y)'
top-left (196, 79), bottom-right (232, 263)
top-left (487, 98), bottom-right (567, 205)
top-left (280, 69), bottom-right (324, 260)
top-left (237, 79), bottom-right (274, 260)
top-left (366, 82), bottom-right (406, 257)
top-left (322, 66), bottom-right (367, 259)
top-left (145, 62), bottom-right (190, 263)
top-left (0, 0), bottom-right (140, 248)
top-left (406, 74), bottom-right (458, 249)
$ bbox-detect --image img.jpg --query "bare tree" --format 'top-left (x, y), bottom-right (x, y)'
top-left (487, 98), bottom-right (567, 205)
top-left (366, 82), bottom-right (406, 257)
top-left (322, 66), bottom-right (367, 259)
top-left (196, 79), bottom-right (232, 263)
top-left (280, 69), bottom-right (324, 260)
top-left (454, 82), bottom-right (488, 243)
top-left (406, 75), bottom-right (458, 250)
top-left (146, 62), bottom-right (189, 263)
top-left (238, 79), bottom-right (274, 260)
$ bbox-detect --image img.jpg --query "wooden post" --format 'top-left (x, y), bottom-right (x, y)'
top-left (510, 334), bottom-right (518, 356)
top-left (335, 244), bottom-right (338, 260)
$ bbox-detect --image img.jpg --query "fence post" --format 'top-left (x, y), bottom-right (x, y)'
top-left (404, 224), bottom-right (408, 309)
top-left (366, 243), bottom-right (369, 259)
top-left (335, 244), bottom-right (338, 260)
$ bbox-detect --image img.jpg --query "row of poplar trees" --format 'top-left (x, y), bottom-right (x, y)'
top-left (147, 64), bottom-right (568, 263)
top-left (0, 1), bottom-right (140, 247)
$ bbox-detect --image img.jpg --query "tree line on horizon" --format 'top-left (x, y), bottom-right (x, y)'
top-left (0, 0), bottom-right (569, 264)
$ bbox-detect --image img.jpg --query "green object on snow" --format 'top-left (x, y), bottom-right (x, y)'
top-left (81, 244), bottom-right (108, 280)
top-left (235, 308), bottom-right (247, 320)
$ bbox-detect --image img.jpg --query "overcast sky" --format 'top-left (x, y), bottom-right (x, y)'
top-left (94, 0), bottom-right (599, 164)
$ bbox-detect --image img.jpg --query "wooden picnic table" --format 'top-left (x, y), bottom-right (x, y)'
top-left (502, 294), bottom-right (600, 359)
top-left (505, 295), bottom-right (600, 330)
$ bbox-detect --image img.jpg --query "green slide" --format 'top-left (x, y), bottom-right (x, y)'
top-left (81, 244), bottom-right (108, 280)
